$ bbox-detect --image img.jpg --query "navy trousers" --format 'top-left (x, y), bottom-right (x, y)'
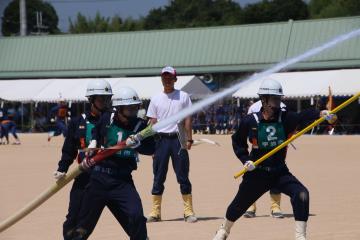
top-left (54, 119), bottom-right (67, 137)
top-left (63, 172), bottom-right (90, 240)
top-left (1, 121), bottom-right (18, 140)
top-left (226, 169), bottom-right (309, 222)
top-left (72, 172), bottom-right (147, 240)
top-left (151, 136), bottom-right (192, 195)
top-left (270, 188), bottom-right (281, 195)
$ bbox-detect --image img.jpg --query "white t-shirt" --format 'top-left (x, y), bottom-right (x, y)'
top-left (147, 89), bottom-right (192, 133)
top-left (247, 100), bottom-right (286, 114)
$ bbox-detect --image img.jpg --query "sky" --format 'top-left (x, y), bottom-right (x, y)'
top-left (0, 0), bottom-right (261, 34)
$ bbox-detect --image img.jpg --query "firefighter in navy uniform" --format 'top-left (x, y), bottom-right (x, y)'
top-left (53, 79), bottom-right (113, 240)
top-left (213, 79), bottom-right (337, 240)
top-left (71, 87), bottom-right (154, 240)
top-left (48, 99), bottom-right (70, 141)
top-left (0, 108), bottom-right (21, 145)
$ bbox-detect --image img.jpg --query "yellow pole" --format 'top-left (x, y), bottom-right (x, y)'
top-left (234, 92), bottom-right (360, 179)
top-left (0, 166), bottom-right (83, 233)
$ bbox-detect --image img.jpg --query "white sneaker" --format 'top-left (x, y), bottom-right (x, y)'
top-left (185, 215), bottom-right (197, 223)
top-left (47, 131), bottom-right (55, 142)
top-left (213, 228), bottom-right (229, 240)
top-left (147, 215), bottom-right (161, 222)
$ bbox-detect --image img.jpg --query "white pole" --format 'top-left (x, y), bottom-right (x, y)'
top-left (20, 0), bottom-right (27, 36)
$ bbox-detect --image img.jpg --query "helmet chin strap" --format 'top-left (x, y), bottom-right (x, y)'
top-left (114, 109), bottom-right (131, 126)
top-left (269, 106), bottom-right (281, 115)
top-left (94, 103), bottom-right (105, 113)
top-left (89, 97), bottom-right (108, 114)
top-left (115, 106), bottom-right (139, 124)
top-left (261, 96), bottom-right (280, 119)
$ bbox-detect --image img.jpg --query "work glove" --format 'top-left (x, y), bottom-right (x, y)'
top-left (50, 118), bottom-right (55, 123)
top-left (244, 160), bottom-right (256, 171)
top-left (125, 134), bottom-right (141, 149)
top-left (86, 140), bottom-right (97, 157)
top-left (88, 140), bottom-right (97, 149)
top-left (53, 171), bottom-right (66, 180)
top-left (320, 110), bottom-right (338, 124)
top-left (125, 124), bottom-right (156, 148)
top-left (81, 157), bottom-right (96, 170)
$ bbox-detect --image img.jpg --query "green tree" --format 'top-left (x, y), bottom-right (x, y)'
top-left (144, 0), bottom-right (243, 30)
top-left (2, 0), bottom-right (59, 36)
top-left (91, 12), bottom-right (110, 33)
top-left (242, 0), bottom-right (308, 24)
top-left (120, 17), bottom-right (144, 31)
top-left (108, 15), bottom-right (122, 32)
top-left (69, 12), bottom-right (144, 33)
top-left (69, 13), bottom-right (90, 33)
top-left (69, 12), bottom-right (111, 33)
top-left (309, 0), bottom-right (360, 18)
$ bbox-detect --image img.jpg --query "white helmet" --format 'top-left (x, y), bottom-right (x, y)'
top-left (112, 87), bottom-right (142, 106)
top-left (257, 78), bottom-right (284, 96)
top-left (85, 79), bottom-right (113, 97)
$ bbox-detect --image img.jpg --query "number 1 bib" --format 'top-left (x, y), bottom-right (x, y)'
top-left (106, 123), bottom-right (137, 159)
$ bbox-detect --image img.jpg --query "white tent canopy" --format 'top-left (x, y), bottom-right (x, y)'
top-left (233, 69), bottom-right (360, 99)
top-left (0, 76), bottom-right (212, 102)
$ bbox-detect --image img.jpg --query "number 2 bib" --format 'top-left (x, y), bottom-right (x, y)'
top-left (254, 113), bottom-right (286, 150)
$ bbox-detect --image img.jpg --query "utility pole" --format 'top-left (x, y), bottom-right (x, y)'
top-left (32, 11), bottom-right (48, 35)
top-left (20, 0), bottom-right (27, 36)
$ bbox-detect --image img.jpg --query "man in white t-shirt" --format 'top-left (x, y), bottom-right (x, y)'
top-left (243, 99), bottom-right (287, 219)
top-left (146, 66), bottom-right (197, 223)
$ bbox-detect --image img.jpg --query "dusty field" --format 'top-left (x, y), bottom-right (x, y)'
top-left (1, 133), bottom-right (360, 240)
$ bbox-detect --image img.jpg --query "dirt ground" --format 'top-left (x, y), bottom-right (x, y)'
top-left (1, 133), bottom-right (360, 240)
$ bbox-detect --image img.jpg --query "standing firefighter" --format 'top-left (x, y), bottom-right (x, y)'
top-left (71, 87), bottom-right (154, 240)
top-left (53, 79), bottom-right (113, 240)
top-left (213, 79), bottom-right (337, 240)
top-left (146, 66), bottom-right (197, 223)
top-left (48, 99), bottom-right (70, 142)
top-left (244, 99), bottom-right (287, 219)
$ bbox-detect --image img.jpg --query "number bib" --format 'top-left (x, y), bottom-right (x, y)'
top-left (105, 123), bottom-right (137, 159)
top-left (85, 122), bottom-right (95, 146)
top-left (258, 122), bottom-right (286, 150)
top-left (58, 107), bottom-right (67, 118)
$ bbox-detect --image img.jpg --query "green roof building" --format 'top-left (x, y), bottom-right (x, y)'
top-left (0, 16), bottom-right (359, 79)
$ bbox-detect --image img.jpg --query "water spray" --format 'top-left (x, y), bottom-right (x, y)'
top-left (152, 28), bottom-right (360, 132)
